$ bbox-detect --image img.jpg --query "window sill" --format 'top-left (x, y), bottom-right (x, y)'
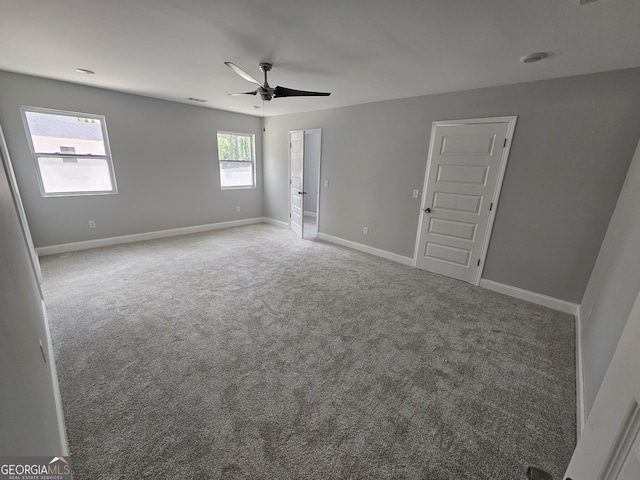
top-left (221, 186), bottom-right (256, 191)
top-left (41, 191), bottom-right (118, 198)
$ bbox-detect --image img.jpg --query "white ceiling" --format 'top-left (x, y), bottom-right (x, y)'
top-left (1, 0), bottom-right (639, 117)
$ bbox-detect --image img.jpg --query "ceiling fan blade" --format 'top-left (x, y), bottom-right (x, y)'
top-left (274, 86), bottom-right (331, 98)
top-left (228, 90), bottom-right (258, 96)
top-left (224, 62), bottom-right (263, 87)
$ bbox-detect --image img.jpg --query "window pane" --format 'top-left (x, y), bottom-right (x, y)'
top-left (217, 132), bottom-right (255, 188)
top-left (220, 161), bottom-right (254, 188)
top-left (22, 108), bottom-right (117, 196)
top-left (37, 157), bottom-right (114, 193)
top-left (217, 133), bottom-right (251, 161)
top-left (25, 111), bottom-right (106, 155)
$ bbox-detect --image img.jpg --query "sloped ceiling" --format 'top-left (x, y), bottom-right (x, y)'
top-left (1, 0), bottom-right (639, 116)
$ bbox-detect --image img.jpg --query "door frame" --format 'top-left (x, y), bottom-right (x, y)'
top-left (0, 122), bottom-right (42, 288)
top-left (565, 287), bottom-right (640, 479)
top-left (289, 128), bottom-right (322, 237)
top-left (413, 116), bottom-right (517, 285)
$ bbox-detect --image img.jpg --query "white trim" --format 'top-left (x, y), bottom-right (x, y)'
top-left (317, 232), bottom-right (414, 266)
top-left (479, 279), bottom-right (580, 315)
top-left (308, 129), bottom-right (322, 235)
top-left (575, 304), bottom-right (586, 439)
top-left (36, 217), bottom-right (267, 256)
top-left (0, 122), bottom-right (43, 286)
top-left (217, 130), bottom-right (257, 190)
top-left (262, 217), bottom-right (289, 228)
top-left (473, 116), bottom-right (517, 285)
top-left (304, 211), bottom-right (317, 218)
top-left (414, 116), bottom-right (518, 286)
top-left (289, 128), bottom-right (323, 238)
top-left (21, 106), bottom-right (119, 197)
top-left (41, 300), bottom-right (69, 455)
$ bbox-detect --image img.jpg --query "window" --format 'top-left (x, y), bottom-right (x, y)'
top-left (21, 107), bottom-right (117, 196)
top-left (217, 131), bottom-right (255, 189)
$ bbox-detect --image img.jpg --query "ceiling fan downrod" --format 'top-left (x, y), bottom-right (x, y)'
top-left (258, 63), bottom-right (274, 101)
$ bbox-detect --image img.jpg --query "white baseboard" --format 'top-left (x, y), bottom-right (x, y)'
top-left (479, 279), bottom-right (580, 315)
top-left (262, 217), bottom-right (289, 228)
top-left (317, 232), bottom-right (414, 266)
top-left (304, 211), bottom-right (317, 218)
top-left (37, 217), bottom-right (267, 256)
top-left (41, 300), bottom-right (69, 455)
top-left (575, 305), bottom-right (586, 439)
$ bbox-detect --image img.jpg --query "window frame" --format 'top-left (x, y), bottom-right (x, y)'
top-left (216, 130), bottom-right (256, 190)
top-left (20, 106), bottom-right (118, 197)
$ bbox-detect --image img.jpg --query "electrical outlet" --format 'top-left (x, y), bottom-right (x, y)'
top-left (88, 220), bottom-right (96, 229)
top-left (363, 226), bottom-right (369, 235)
top-left (412, 189), bottom-right (419, 199)
top-left (236, 206), bottom-right (241, 212)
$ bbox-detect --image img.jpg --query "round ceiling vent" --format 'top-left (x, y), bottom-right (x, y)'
top-left (519, 52), bottom-right (548, 64)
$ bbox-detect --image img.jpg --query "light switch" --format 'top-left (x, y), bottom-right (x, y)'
top-left (324, 180), bottom-right (329, 188)
top-left (412, 189), bottom-right (419, 199)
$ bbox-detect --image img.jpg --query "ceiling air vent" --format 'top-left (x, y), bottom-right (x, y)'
top-left (579, 0), bottom-right (599, 5)
top-left (186, 97), bottom-right (207, 103)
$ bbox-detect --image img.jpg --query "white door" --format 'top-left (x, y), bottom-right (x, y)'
top-left (290, 130), bottom-right (304, 238)
top-left (415, 117), bottom-right (516, 284)
top-left (564, 289), bottom-right (640, 480)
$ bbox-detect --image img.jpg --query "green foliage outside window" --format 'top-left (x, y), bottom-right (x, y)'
top-left (217, 132), bottom-right (252, 162)
top-left (217, 131), bottom-right (255, 188)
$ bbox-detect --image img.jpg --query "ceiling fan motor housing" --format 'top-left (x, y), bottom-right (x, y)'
top-left (259, 87), bottom-right (274, 101)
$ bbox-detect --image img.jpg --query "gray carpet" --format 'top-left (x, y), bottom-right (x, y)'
top-left (42, 224), bottom-right (576, 479)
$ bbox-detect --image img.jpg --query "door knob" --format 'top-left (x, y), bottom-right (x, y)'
top-left (298, 191), bottom-right (307, 195)
top-left (424, 207), bottom-right (431, 213)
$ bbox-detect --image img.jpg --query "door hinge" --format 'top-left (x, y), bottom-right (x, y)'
top-left (503, 138), bottom-right (507, 148)
top-left (489, 202), bottom-right (493, 211)
top-left (477, 259), bottom-right (481, 267)
top-left (289, 213), bottom-right (291, 218)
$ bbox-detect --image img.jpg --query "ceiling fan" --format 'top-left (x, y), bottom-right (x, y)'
top-left (225, 62), bottom-right (331, 101)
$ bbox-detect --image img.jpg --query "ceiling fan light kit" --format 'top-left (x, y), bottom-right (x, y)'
top-left (225, 61), bottom-right (331, 101)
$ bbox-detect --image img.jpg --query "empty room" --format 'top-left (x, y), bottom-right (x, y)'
top-left (1, 1), bottom-right (640, 479)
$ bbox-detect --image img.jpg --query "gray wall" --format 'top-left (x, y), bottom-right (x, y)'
top-left (264, 68), bottom-right (640, 303)
top-left (0, 71), bottom-right (263, 248)
top-left (0, 130), bottom-right (66, 455)
top-left (579, 140), bottom-right (640, 415)
top-left (303, 131), bottom-right (321, 215)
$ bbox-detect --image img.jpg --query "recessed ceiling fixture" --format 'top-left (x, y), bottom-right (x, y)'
top-left (519, 52), bottom-right (548, 64)
top-left (186, 97), bottom-right (207, 103)
top-left (75, 68), bottom-right (95, 75)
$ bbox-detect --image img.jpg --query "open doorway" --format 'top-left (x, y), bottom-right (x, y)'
top-left (289, 129), bottom-right (321, 240)
top-left (303, 130), bottom-right (321, 239)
